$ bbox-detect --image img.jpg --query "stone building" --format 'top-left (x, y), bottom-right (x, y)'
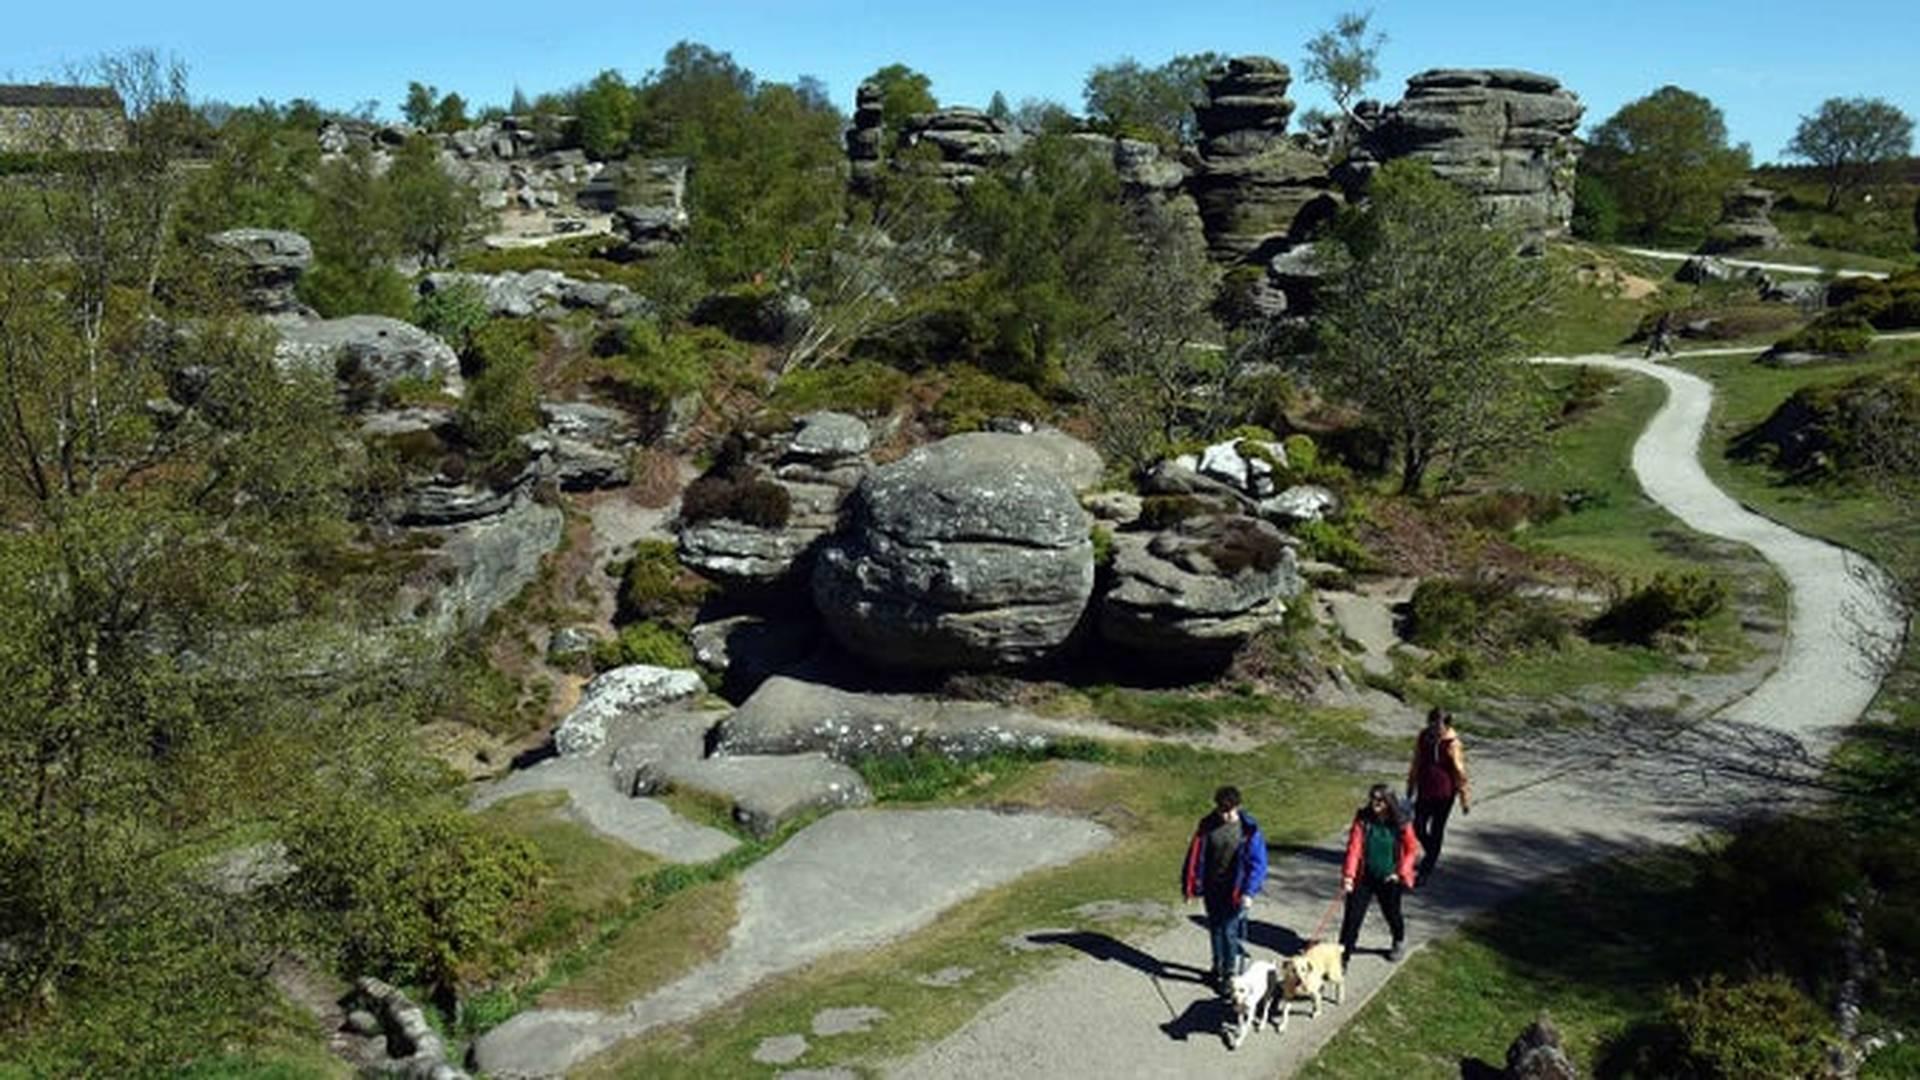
top-left (0, 84), bottom-right (127, 153)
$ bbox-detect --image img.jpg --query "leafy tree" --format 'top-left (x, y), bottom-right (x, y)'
top-left (403, 81), bottom-right (438, 128)
top-left (634, 40), bottom-right (757, 153)
top-left (509, 85), bottom-right (531, 114)
top-left (386, 133), bottom-right (484, 267)
top-left (1302, 11), bottom-right (1387, 131)
top-left (1571, 173), bottom-right (1622, 241)
top-left (986, 90), bottom-right (1012, 123)
top-left (1013, 97), bottom-right (1078, 135)
top-left (174, 103), bottom-right (322, 239)
top-left (300, 144), bottom-right (410, 316)
top-left (574, 69), bottom-right (636, 160)
top-left (1311, 160), bottom-right (1555, 493)
top-left (1786, 96), bottom-right (1915, 210)
top-left (1585, 85), bottom-right (1751, 242)
top-left (863, 62), bottom-right (936, 131)
top-left (433, 90), bottom-right (469, 133)
top-left (1083, 53), bottom-right (1221, 146)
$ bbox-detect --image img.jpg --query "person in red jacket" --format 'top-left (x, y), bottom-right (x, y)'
top-left (1406, 707), bottom-right (1471, 885)
top-left (1339, 783), bottom-right (1419, 965)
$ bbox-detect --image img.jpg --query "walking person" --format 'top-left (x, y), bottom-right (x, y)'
top-left (1339, 784), bottom-right (1419, 965)
top-left (1180, 785), bottom-right (1268, 993)
top-left (1406, 707), bottom-right (1471, 885)
top-left (1645, 310), bottom-right (1676, 359)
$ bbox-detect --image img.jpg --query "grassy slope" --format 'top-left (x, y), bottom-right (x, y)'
top-left (1302, 337), bottom-right (1920, 1079)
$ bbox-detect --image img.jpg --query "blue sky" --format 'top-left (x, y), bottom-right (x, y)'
top-left (4, 1), bottom-right (1915, 163)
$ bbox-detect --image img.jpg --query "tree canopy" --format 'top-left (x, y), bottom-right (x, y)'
top-left (1786, 96), bottom-right (1915, 210)
top-left (863, 62), bottom-right (937, 131)
top-left (1311, 160), bottom-right (1554, 493)
top-left (1082, 53), bottom-right (1221, 146)
top-left (1301, 11), bottom-right (1386, 129)
top-left (1584, 85), bottom-right (1751, 242)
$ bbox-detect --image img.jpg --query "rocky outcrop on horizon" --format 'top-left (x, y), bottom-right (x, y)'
top-left (1360, 68), bottom-right (1584, 238)
top-left (1186, 57), bottom-right (1343, 267)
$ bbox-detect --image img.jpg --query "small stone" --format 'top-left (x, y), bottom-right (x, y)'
top-left (345, 1008), bottom-right (382, 1036)
top-left (811, 1006), bottom-right (888, 1037)
top-left (752, 1034), bottom-right (809, 1065)
top-left (915, 966), bottom-right (976, 988)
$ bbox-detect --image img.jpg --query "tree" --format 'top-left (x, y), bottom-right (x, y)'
top-left (863, 62), bottom-right (936, 132)
top-left (1585, 86), bottom-right (1751, 242)
top-left (1311, 160), bottom-right (1555, 493)
top-left (574, 69), bottom-right (636, 160)
top-left (1302, 11), bottom-right (1387, 131)
top-left (402, 81), bottom-right (438, 128)
top-left (1083, 53), bottom-right (1221, 146)
top-left (432, 91), bottom-right (469, 133)
top-left (1786, 97), bottom-right (1915, 210)
top-left (386, 134), bottom-right (484, 267)
top-left (986, 91), bottom-right (1012, 123)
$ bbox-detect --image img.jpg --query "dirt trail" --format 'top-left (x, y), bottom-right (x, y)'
top-left (884, 349), bottom-right (1906, 1079)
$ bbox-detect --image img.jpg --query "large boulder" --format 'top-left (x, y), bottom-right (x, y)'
top-left (419, 270), bottom-right (648, 320)
top-left (1702, 184), bottom-right (1784, 253)
top-left (1363, 68), bottom-right (1584, 237)
top-left (551, 664), bottom-right (704, 758)
top-left (273, 316), bottom-right (463, 404)
top-left (713, 676), bottom-right (1066, 761)
top-left (632, 752), bottom-right (871, 838)
top-left (1099, 515), bottom-right (1303, 654)
top-left (209, 228), bottom-right (313, 315)
top-left (812, 433), bottom-right (1096, 669)
top-left (394, 492), bottom-right (565, 640)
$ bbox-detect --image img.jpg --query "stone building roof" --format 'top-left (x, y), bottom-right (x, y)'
top-left (0, 84), bottom-right (124, 109)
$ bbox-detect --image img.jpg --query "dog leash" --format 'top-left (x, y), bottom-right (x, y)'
top-left (1303, 894), bottom-right (1342, 943)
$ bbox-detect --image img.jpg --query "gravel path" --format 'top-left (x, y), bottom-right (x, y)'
top-left (885, 350), bottom-right (1907, 1079)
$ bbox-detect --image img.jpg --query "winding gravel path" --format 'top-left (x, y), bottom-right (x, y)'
top-left (886, 350), bottom-right (1907, 1079)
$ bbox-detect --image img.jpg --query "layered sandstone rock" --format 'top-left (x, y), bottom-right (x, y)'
top-left (1703, 183), bottom-right (1784, 253)
top-left (1363, 68), bottom-right (1584, 237)
top-left (1187, 57), bottom-right (1342, 264)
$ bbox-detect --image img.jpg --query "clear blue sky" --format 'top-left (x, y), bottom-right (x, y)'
top-left (4, 1), bottom-right (1915, 163)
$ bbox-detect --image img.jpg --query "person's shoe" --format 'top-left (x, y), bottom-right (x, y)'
top-left (1387, 939), bottom-right (1405, 962)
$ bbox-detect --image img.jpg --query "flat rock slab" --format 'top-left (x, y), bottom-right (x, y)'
top-left (812, 1006), bottom-right (887, 1037)
top-left (640, 753), bottom-right (872, 838)
top-left (715, 675), bottom-right (1081, 762)
top-left (778, 1070), bottom-right (858, 1080)
top-left (1324, 590), bottom-right (1401, 676)
top-left (753, 1034), bottom-right (809, 1065)
top-left (469, 756), bottom-right (738, 864)
top-left (473, 809), bottom-right (1110, 1077)
top-left (916, 966), bottom-right (975, 988)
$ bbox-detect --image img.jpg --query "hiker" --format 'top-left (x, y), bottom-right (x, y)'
top-left (1405, 707), bottom-right (1471, 885)
top-left (1180, 785), bottom-right (1268, 992)
top-left (1339, 783), bottom-right (1419, 965)
top-left (1645, 311), bottom-right (1675, 358)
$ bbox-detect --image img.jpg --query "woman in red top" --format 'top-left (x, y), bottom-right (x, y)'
top-left (1339, 783), bottom-right (1419, 965)
top-left (1406, 707), bottom-right (1471, 884)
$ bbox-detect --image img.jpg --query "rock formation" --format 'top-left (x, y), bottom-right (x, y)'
top-left (846, 81), bottom-right (886, 198)
top-left (208, 228), bottom-right (313, 315)
top-left (1703, 183), bottom-right (1784, 253)
top-left (1099, 514), bottom-right (1303, 655)
top-left (419, 269), bottom-right (649, 320)
top-left (812, 431), bottom-right (1097, 669)
top-left (713, 675), bottom-right (1066, 760)
top-left (272, 314), bottom-right (464, 405)
top-left (552, 664), bottom-right (705, 758)
top-left (1186, 57), bottom-right (1343, 267)
top-left (1362, 68), bottom-right (1584, 237)
top-left (896, 107), bottom-right (1026, 188)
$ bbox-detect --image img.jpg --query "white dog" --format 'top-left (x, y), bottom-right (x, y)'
top-left (1222, 960), bottom-right (1282, 1049)
top-left (1274, 942), bottom-right (1346, 1032)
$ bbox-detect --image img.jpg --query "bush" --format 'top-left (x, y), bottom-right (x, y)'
top-left (1294, 518), bottom-right (1374, 571)
top-left (1090, 524), bottom-right (1115, 569)
top-left (1281, 433), bottom-right (1318, 476)
top-left (1662, 975), bottom-right (1836, 1079)
top-left (414, 280), bottom-right (491, 355)
top-left (607, 320), bottom-right (736, 413)
top-left (932, 363), bottom-right (1051, 433)
top-left (276, 801), bottom-right (540, 995)
top-left (457, 320), bottom-right (544, 466)
top-left (679, 474), bottom-right (792, 528)
top-left (1773, 313), bottom-right (1875, 357)
top-left (1410, 576), bottom-right (1574, 653)
top-left (768, 359), bottom-right (911, 418)
top-left (1408, 578), bottom-right (1486, 648)
top-left (591, 619), bottom-right (696, 671)
top-left (1571, 173), bottom-right (1621, 241)
top-left (618, 540), bottom-right (709, 622)
top-left (1591, 571), bottom-right (1726, 644)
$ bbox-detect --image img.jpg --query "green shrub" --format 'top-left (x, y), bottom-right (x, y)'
top-left (618, 540), bottom-right (710, 622)
top-left (1138, 495), bottom-right (1214, 530)
top-left (768, 359), bottom-right (911, 417)
top-left (591, 619), bottom-right (696, 671)
top-left (1408, 578), bottom-right (1486, 648)
top-left (1571, 173), bottom-right (1621, 241)
top-left (1591, 571), bottom-right (1726, 644)
top-left (1281, 433), bottom-right (1318, 476)
top-left (689, 284), bottom-right (787, 343)
top-left (1662, 975), bottom-right (1836, 1079)
top-left (414, 280), bottom-right (492, 355)
top-left (1773, 313), bottom-right (1875, 357)
top-left (607, 320), bottom-right (736, 412)
top-left (679, 475), bottom-right (792, 528)
top-left (1090, 524), bottom-right (1115, 569)
top-left (457, 320), bottom-right (544, 467)
top-left (932, 363), bottom-right (1051, 433)
top-left (1294, 518), bottom-right (1374, 571)
top-left (276, 801), bottom-right (540, 994)
top-left (1410, 576), bottom-right (1574, 654)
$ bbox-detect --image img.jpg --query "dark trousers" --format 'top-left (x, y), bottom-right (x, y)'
top-left (1339, 875), bottom-right (1404, 953)
top-left (1413, 796), bottom-right (1455, 876)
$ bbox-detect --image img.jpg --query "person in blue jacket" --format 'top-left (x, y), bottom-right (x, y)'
top-left (1180, 785), bottom-right (1269, 993)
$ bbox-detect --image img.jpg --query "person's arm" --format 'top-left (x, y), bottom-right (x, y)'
top-left (1450, 737), bottom-right (1472, 811)
top-left (1406, 736), bottom-right (1421, 800)
top-left (1243, 828), bottom-right (1269, 906)
top-left (1397, 823), bottom-right (1420, 887)
top-left (1340, 822), bottom-right (1362, 893)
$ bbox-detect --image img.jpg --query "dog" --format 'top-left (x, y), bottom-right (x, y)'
top-left (1274, 942), bottom-right (1346, 1032)
top-left (1222, 960), bottom-right (1282, 1049)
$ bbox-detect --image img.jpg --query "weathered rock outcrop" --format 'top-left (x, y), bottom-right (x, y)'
top-left (419, 270), bottom-right (648, 320)
top-left (273, 315), bottom-right (463, 403)
top-left (1187, 57), bottom-right (1342, 266)
top-left (402, 492), bottom-right (565, 637)
top-left (209, 228), bottom-right (313, 315)
top-left (1099, 515), bottom-right (1303, 654)
top-left (552, 664), bottom-right (705, 758)
top-left (350, 976), bottom-right (470, 1080)
top-left (897, 107), bottom-right (1026, 188)
top-left (1504, 1014), bottom-right (1578, 1079)
top-left (713, 676), bottom-right (1066, 761)
top-left (846, 81), bottom-right (886, 198)
top-left (1703, 183), bottom-right (1784, 253)
top-left (812, 432), bottom-right (1097, 669)
top-left (632, 752), bottom-right (871, 838)
top-left (1363, 68), bottom-right (1584, 237)
top-left (678, 412), bottom-right (873, 589)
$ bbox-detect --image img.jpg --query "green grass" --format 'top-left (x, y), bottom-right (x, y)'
top-left (1300, 851), bottom-right (1704, 1079)
top-left (572, 728), bottom-right (1393, 1078)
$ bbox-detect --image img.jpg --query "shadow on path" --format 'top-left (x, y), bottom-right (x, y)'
top-left (1023, 931), bottom-right (1210, 986)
